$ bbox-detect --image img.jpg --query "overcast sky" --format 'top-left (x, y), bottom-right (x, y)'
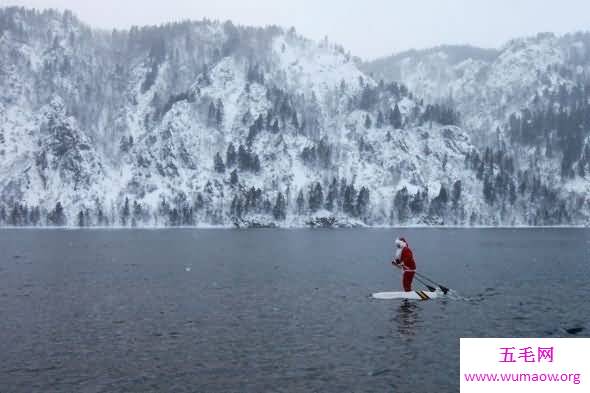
top-left (2, 0), bottom-right (590, 60)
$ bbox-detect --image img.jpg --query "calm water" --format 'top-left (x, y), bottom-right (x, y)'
top-left (1, 228), bottom-right (589, 393)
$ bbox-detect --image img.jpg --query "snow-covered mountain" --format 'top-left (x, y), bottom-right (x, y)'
top-left (0, 7), bottom-right (588, 227)
top-left (364, 36), bottom-right (582, 139)
top-left (364, 33), bottom-right (590, 223)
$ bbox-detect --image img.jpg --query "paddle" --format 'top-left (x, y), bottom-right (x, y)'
top-left (414, 271), bottom-right (450, 295)
top-left (392, 263), bottom-right (437, 292)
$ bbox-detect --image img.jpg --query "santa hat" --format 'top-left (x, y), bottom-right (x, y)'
top-left (395, 237), bottom-right (408, 248)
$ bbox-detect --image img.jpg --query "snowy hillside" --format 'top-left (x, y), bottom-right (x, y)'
top-left (0, 7), bottom-right (588, 227)
top-left (364, 33), bottom-right (590, 225)
top-left (363, 35), bottom-right (579, 139)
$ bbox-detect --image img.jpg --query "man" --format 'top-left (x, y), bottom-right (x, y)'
top-left (392, 237), bottom-right (416, 292)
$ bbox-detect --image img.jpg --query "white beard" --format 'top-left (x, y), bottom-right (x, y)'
top-left (395, 247), bottom-right (402, 261)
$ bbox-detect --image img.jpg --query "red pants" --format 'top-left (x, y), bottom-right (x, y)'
top-left (402, 271), bottom-right (415, 292)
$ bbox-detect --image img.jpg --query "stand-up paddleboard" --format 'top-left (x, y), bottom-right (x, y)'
top-left (372, 290), bottom-right (443, 300)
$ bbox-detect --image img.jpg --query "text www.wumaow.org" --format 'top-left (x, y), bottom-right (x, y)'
top-left (460, 338), bottom-right (589, 392)
top-left (463, 371), bottom-right (581, 385)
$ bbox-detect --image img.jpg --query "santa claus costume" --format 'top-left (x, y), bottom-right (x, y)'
top-left (392, 237), bottom-right (416, 292)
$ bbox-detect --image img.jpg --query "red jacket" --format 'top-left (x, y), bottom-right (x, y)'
top-left (397, 247), bottom-right (416, 271)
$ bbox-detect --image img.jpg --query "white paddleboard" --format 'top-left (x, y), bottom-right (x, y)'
top-left (371, 290), bottom-right (443, 300)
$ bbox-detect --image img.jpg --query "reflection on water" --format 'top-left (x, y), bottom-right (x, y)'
top-left (394, 300), bottom-right (420, 337)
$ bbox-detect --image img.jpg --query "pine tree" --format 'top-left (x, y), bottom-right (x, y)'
top-left (77, 210), bottom-right (85, 227)
top-left (266, 111), bottom-right (273, 130)
top-left (317, 138), bottom-right (332, 169)
top-left (230, 196), bottom-right (243, 220)
top-left (238, 145), bottom-right (250, 170)
top-left (308, 183), bottom-right (324, 212)
top-left (296, 190), bottom-right (305, 214)
top-left (356, 187), bottom-right (370, 218)
top-left (364, 114), bottom-right (372, 129)
top-left (9, 204), bottom-right (21, 226)
top-left (452, 180), bottom-right (462, 208)
top-left (343, 184), bottom-right (357, 215)
top-left (169, 208), bottom-right (180, 226)
top-left (508, 180), bottom-right (517, 205)
top-left (325, 177), bottom-right (338, 211)
top-left (48, 202), bottom-right (66, 226)
top-left (133, 201), bottom-right (143, 226)
top-left (545, 136), bottom-right (553, 158)
top-left (216, 99), bottom-right (224, 128)
top-left (470, 211), bottom-right (478, 226)
top-left (291, 112), bottom-right (299, 129)
top-left (252, 155), bottom-right (261, 172)
top-left (263, 199), bottom-right (273, 215)
top-left (272, 119), bottom-right (280, 133)
top-left (214, 152), bottom-right (226, 173)
top-left (273, 192), bottom-right (287, 220)
top-left (359, 86), bottom-right (376, 110)
top-left (226, 143), bottom-right (237, 167)
top-left (393, 187), bottom-right (410, 223)
top-left (438, 184), bottom-right (449, 204)
top-left (97, 206), bottom-right (106, 226)
top-left (429, 185), bottom-right (449, 217)
top-left (242, 109), bottom-right (252, 125)
top-left (408, 192), bottom-right (421, 216)
top-left (483, 176), bottom-right (495, 205)
top-left (476, 162), bottom-right (484, 180)
top-left (120, 136), bottom-right (133, 152)
top-left (194, 193), bottom-right (205, 211)
top-left (182, 205), bottom-right (194, 226)
top-left (207, 102), bottom-right (216, 127)
top-left (20, 205), bottom-right (29, 226)
top-left (30, 206), bottom-right (40, 226)
top-left (255, 114), bottom-right (264, 131)
top-left (376, 110), bottom-right (384, 129)
top-left (121, 197), bottom-right (130, 226)
top-left (390, 104), bottom-right (402, 129)
top-left (230, 169), bottom-right (239, 186)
